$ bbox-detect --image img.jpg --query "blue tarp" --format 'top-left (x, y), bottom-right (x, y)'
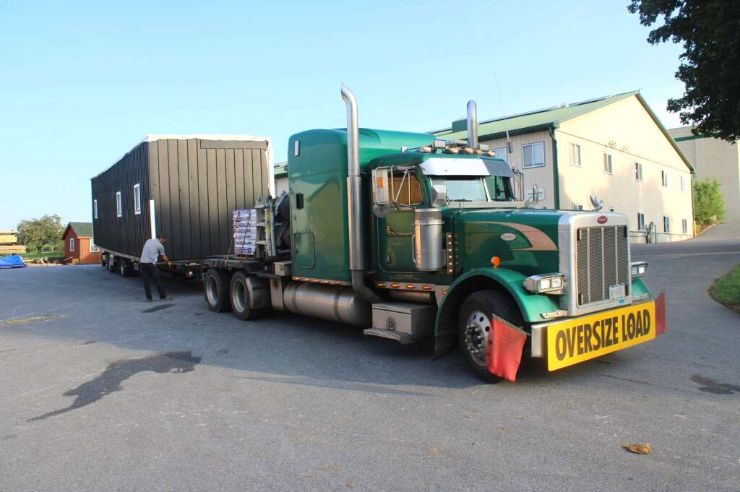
top-left (0, 255), bottom-right (26, 269)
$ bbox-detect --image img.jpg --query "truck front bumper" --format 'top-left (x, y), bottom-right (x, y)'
top-left (529, 296), bottom-right (665, 371)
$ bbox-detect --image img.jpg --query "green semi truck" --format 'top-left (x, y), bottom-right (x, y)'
top-left (201, 85), bottom-right (665, 382)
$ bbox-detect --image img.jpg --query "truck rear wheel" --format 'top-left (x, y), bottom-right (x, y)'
top-left (457, 290), bottom-right (524, 383)
top-left (119, 261), bottom-right (133, 277)
top-left (230, 271), bottom-right (263, 321)
top-left (204, 269), bottom-right (231, 312)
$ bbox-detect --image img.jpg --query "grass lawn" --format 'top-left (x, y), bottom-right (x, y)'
top-left (709, 264), bottom-right (740, 314)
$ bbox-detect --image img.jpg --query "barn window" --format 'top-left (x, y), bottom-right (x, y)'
top-left (637, 212), bottom-right (645, 231)
top-left (116, 191), bottom-right (122, 218)
top-left (570, 143), bottom-right (581, 167)
top-left (90, 241), bottom-right (100, 253)
top-left (661, 170), bottom-right (668, 187)
top-left (603, 153), bottom-right (613, 174)
top-left (69, 238), bottom-right (75, 252)
top-left (663, 216), bottom-right (670, 233)
top-left (134, 183), bottom-right (142, 215)
top-left (93, 199), bottom-right (98, 219)
top-left (635, 162), bottom-right (643, 181)
top-left (522, 142), bottom-right (545, 168)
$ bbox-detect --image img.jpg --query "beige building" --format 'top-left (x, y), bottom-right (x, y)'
top-left (668, 127), bottom-right (740, 222)
top-left (434, 92), bottom-right (695, 243)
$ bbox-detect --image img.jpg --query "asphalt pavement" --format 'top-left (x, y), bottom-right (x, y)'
top-left (1, 224), bottom-right (738, 491)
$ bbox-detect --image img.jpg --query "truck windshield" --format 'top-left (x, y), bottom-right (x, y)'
top-left (431, 177), bottom-right (488, 201)
top-left (487, 175), bottom-right (515, 201)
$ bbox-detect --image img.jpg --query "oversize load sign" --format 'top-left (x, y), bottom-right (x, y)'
top-left (546, 301), bottom-right (656, 371)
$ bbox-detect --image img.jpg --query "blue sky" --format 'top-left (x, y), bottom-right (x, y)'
top-left (0, 0), bottom-right (684, 230)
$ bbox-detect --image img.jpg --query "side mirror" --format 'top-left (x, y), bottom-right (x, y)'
top-left (431, 184), bottom-right (448, 207)
top-left (372, 168), bottom-right (390, 205)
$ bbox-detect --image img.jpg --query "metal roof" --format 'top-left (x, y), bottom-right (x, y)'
top-left (64, 222), bottom-right (93, 238)
top-left (432, 91), bottom-right (693, 173)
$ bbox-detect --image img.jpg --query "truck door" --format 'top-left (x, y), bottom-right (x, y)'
top-left (377, 168), bottom-right (424, 273)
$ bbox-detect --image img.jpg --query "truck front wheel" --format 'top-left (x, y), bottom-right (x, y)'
top-left (457, 290), bottom-right (523, 383)
top-left (204, 269), bottom-right (231, 312)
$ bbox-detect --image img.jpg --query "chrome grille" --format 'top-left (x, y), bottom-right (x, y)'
top-left (576, 226), bottom-right (629, 305)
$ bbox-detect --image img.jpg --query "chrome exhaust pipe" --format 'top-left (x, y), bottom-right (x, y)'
top-left (341, 84), bottom-right (381, 303)
top-left (467, 100), bottom-right (479, 149)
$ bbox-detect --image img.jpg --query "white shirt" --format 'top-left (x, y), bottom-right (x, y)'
top-left (140, 239), bottom-right (165, 264)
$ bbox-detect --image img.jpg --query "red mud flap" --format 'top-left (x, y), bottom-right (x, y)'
top-left (656, 290), bottom-right (666, 336)
top-left (486, 315), bottom-right (528, 382)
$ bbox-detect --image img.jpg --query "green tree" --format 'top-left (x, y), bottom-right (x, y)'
top-left (628, 1), bottom-right (740, 141)
top-left (16, 215), bottom-right (65, 253)
top-left (693, 178), bottom-right (725, 226)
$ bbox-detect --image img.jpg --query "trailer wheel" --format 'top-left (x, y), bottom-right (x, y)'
top-left (457, 290), bottom-right (524, 383)
top-left (230, 271), bottom-right (263, 321)
top-left (204, 269), bottom-right (231, 312)
top-left (119, 261), bottom-right (132, 277)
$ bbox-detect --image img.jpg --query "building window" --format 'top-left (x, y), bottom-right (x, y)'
top-left (116, 191), bottom-right (122, 218)
top-left (682, 219), bottom-right (688, 234)
top-left (637, 212), bottom-right (645, 231)
top-left (603, 153), bottom-right (613, 174)
top-left (663, 216), bottom-right (670, 233)
top-left (680, 175), bottom-right (686, 191)
top-left (661, 170), bottom-right (668, 187)
top-left (522, 142), bottom-right (545, 168)
top-left (570, 143), bottom-right (581, 167)
top-left (134, 183), bottom-right (142, 215)
top-left (90, 241), bottom-right (100, 253)
top-left (493, 147), bottom-right (508, 164)
top-left (93, 199), bottom-right (98, 219)
top-left (69, 238), bottom-right (75, 252)
top-left (635, 162), bottom-right (643, 181)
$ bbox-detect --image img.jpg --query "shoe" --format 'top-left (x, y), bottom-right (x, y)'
top-left (160, 296), bottom-right (173, 301)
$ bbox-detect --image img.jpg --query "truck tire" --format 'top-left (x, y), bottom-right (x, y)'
top-left (229, 271), bottom-right (263, 321)
top-left (457, 290), bottom-right (524, 383)
top-left (119, 261), bottom-right (132, 277)
top-left (204, 269), bottom-right (231, 312)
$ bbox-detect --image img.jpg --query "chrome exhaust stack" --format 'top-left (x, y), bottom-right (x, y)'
top-left (341, 84), bottom-right (381, 303)
top-left (467, 100), bottom-right (479, 149)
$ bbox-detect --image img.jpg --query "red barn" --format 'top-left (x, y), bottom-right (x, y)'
top-left (62, 222), bottom-right (101, 265)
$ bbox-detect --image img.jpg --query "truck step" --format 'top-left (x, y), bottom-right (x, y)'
top-left (363, 328), bottom-right (415, 344)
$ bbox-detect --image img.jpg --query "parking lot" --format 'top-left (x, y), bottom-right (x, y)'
top-left (1, 224), bottom-right (739, 491)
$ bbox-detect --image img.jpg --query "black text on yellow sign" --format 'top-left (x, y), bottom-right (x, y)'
top-left (546, 301), bottom-right (657, 371)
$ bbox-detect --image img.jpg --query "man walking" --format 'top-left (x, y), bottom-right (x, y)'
top-left (140, 235), bottom-right (171, 301)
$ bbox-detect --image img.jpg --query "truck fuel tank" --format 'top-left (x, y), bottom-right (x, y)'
top-left (283, 282), bottom-right (371, 327)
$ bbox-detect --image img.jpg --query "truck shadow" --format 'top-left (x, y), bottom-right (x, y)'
top-left (5, 266), bottom-right (483, 393)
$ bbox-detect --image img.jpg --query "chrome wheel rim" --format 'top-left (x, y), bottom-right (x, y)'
top-left (206, 277), bottom-right (218, 306)
top-left (232, 280), bottom-right (247, 313)
top-left (464, 310), bottom-right (490, 367)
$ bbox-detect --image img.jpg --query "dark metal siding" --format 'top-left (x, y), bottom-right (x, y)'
top-left (91, 143), bottom-right (151, 258)
top-left (92, 137), bottom-right (270, 261)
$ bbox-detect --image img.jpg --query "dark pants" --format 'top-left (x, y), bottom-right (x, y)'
top-left (140, 263), bottom-right (166, 300)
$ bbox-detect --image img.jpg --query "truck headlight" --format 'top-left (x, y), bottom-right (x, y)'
top-left (523, 273), bottom-right (566, 294)
top-left (630, 261), bottom-right (648, 277)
